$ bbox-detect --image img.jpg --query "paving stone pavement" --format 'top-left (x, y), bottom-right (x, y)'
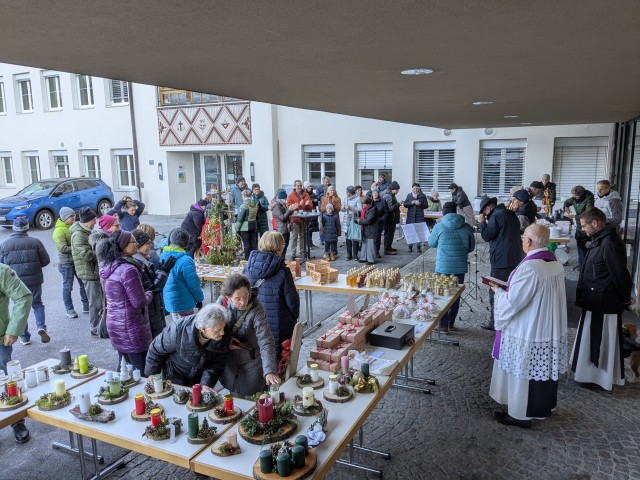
top-left (4, 221), bottom-right (640, 480)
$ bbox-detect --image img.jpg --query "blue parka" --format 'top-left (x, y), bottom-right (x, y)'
top-left (428, 213), bottom-right (476, 274)
top-left (159, 247), bottom-right (204, 313)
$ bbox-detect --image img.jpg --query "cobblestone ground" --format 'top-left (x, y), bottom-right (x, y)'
top-left (4, 224), bottom-right (639, 480)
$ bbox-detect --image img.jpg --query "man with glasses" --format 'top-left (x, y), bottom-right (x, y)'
top-left (563, 185), bottom-right (594, 269)
top-left (571, 207), bottom-right (631, 391)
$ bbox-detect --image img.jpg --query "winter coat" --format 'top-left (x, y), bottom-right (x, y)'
top-left (358, 204), bottom-right (379, 240)
top-left (235, 198), bottom-right (258, 232)
top-left (451, 187), bottom-right (472, 209)
top-left (515, 200), bottom-right (538, 232)
top-left (341, 195), bottom-right (363, 232)
top-left (181, 204), bottom-right (206, 243)
top-left (383, 191), bottom-right (400, 224)
top-left (252, 192), bottom-right (270, 234)
top-left (306, 190), bottom-right (319, 232)
top-left (100, 257), bottom-right (153, 354)
top-left (107, 199), bottom-right (145, 232)
top-left (403, 192), bottom-right (428, 224)
top-left (230, 185), bottom-right (244, 213)
top-left (271, 199), bottom-right (293, 234)
top-left (287, 190), bottom-right (313, 223)
top-left (52, 218), bottom-right (74, 264)
top-left (594, 190), bottom-right (623, 228)
top-left (160, 247), bottom-right (204, 313)
top-left (0, 264), bottom-right (32, 343)
top-left (145, 315), bottom-right (231, 387)
top-left (320, 212), bottom-right (341, 242)
top-left (378, 180), bottom-right (389, 193)
top-left (563, 190), bottom-right (595, 231)
top-left (320, 194), bottom-right (342, 213)
top-left (134, 253), bottom-right (167, 338)
top-left (576, 225), bottom-right (632, 314)
top-left (428, 213), bottom-right (476, 274)
top-left (217, 296), bottom-right (278, 397)
top-left (426, 196), bottom-right (442, 212)
top-left (243, 250), bottom-right (300, 357)
top-left (0, 232), bottom-right (50, 286)
top-left (89, 228), bottom-right (110, 256)
top-left (372, 197), bottom-right (388, 224)
top-left (71, 222), bottom-right (99, 281)
top-left (478, 204), bottom-right (522, 269)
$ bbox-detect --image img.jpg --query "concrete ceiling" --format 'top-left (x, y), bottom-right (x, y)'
top-left (1, 1), bottom-right (639, 129)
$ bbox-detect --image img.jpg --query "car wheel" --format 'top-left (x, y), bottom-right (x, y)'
top-left (35, 210), bottom-right (55, 230)
top-left (97, 199), bottom-right (113, 216)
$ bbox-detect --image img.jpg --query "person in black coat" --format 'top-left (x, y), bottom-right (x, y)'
top-left (243, 231), bottom-right (299, 361)
top-left (145, 304), bottom-right (230, 388)
top-left (181, 199), bottom-right (208, 257)
top-left (371, 188), bottom-right (387, 258)
top-left (358, 196), bottom-right (379, 265)
top-left (477, 197), bottom-right (522, 330)
top-left (512, 189), bottom-right (538, 232)
top-left (383, 181), bottom-right (401, 255)
top-left (0, 217), bottom-right (50, 344)
top-left (403, 183), bottom-right (428, 253)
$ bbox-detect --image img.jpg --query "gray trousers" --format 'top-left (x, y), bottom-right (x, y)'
top-left (84, 280), bottom-right (104, 335)
top-left (359, 238), bottom-right (377, 263)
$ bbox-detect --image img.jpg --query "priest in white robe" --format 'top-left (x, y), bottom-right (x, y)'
top-left (488, 224), bottom-right (568, 428)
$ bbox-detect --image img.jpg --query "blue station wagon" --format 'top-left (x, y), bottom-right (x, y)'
top-left (0, 178), bottom-right (115, 229)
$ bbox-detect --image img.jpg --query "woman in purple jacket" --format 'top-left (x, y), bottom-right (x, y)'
top-left (98, 230), bottom-right (153, 371)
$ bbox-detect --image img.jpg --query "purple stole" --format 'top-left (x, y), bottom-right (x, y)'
top-left (492, 250), bottom-right (558, 360)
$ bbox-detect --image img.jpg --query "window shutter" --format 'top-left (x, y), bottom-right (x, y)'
top-left (630, 137), bottom-right (640, 201)
top-left (110, 80), bottom-right (129, 103)
top-left (304, 145), bottom-right (335, 163)
top-left (552, 146), bottom-right (606, 200)
top-left (480, 142), bottom-right (526, 196)
top-left (415, 142), bottom-right (455, 193)
top-left (357, 144), bottom-right (393, 169)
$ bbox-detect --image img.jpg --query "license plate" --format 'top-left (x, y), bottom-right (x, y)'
top-left (0, 217), bottom-right (5, 221)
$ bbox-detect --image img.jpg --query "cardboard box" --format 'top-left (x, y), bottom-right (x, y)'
top-left (340, 325), bottom-right (369, 344)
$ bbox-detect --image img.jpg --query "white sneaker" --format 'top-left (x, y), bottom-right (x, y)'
top-left (19, 338), bottom-right (31, 346)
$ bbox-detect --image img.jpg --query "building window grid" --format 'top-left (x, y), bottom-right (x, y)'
top-left (480, 147), bottom-right (526, 197)
top-left (0, 82), bottom-right (6, 114)
top-left (158, 87), bottom-right (242, 106)
top-left (304, 151), bottom-right (336, 186)
top-left (17, 79), bottom-right (33, 112)
top-left (76, 75), bottom-right (94, 107)
top-left (26, 155), bottom-right (40, 182)
top-left (117, 154), bottom-right (136, 187)
top-left (0, 156), bottom-right (14, 186)
top-left (84, 154), bottom-right (101, 178)
top-left (54, 155), bottom-right (70, 178)
top-left (46, 75), bottom-right (63, 110)
top-left (415, 148), bottom-right (455, 193)
top-left (110, 80), bottom-right (129, 105)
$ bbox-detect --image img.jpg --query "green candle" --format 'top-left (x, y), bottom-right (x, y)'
top-left (276, 452), bottom-right (291, 477)
top-left (108, 379), bottom-right (121, 396)
top-left (187, 413), bottom-right (199, 439)
top-left (292, 445), bottom-right (305, 468)
top-left (361, 362), bottom-right (370, 377)
top-left (259, 449), bottom-right (273, 474)
top-left (78, 355), bottom-right (89, 374)
top-left (294, 435), bottom-right (308, 455)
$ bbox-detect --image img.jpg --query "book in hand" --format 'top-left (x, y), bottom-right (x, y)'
top-left (481, 276), bottom-right (508, 289)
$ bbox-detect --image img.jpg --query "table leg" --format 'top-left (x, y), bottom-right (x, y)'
top-left (77, 433), bottom-right (87, 479)
top-left (427, 325), bottom-right (460, 347)
top-left (53, 430), bottom-right (104, 463)
top-left (392, 358), bottom-right (435, 393)
top-left (88, 437), bottom-right (125, 480)
top-left (336, 427), bottom-right (388, 476)
top-left (302, 291), bottom-right (323, 338)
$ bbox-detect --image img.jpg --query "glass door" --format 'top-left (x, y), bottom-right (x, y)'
top-left (202, 154), bottom-right (223, 196)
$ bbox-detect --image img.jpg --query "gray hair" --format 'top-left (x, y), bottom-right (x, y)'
top-left (524, 224), bottom-right (549, 248)
top-left (542, 173), bottom-right (551, 181)
top-left (194, 303), bottom-right (228, 330)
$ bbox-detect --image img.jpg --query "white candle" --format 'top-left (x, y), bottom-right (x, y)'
top-left (78, 391), bottom-right (91, 414)
top-left (55, 379), bottom-right (66, 397)
top-left (153, 375), bottom-right (164, 393)
top-left (302, 387), bottom-right (314, 407)
top-left (132, 369), bottom-right (141, 381)
top-left (309, 364), bottom-right (319, 382)
top-left (105, 370), bottom-right (114, 382)
top-left (226, 431), bottom-right (238, 448)
top-left (329, 374), bottom-right (338, 394)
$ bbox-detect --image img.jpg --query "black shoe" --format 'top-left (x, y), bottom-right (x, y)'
top-left (384, 249), bottom-right (397, 256)
top-left (13, 423), bottom-right (30, 444)
top-left (417, 247), bottom-right (422, 253)
top-left (367, 262), bottom-right (376, 266)
top-left (577, 382), bottom-right (606, 391)
top-left (408, 247), bottom-right (413, 252)
top-left (376, 253), bottom-right (381, 258)
top-left (347, 255), bottom-right (352, 260)
top-left (494, 411), bottom-right (532, 429)
top-left (480, 323), bottom-right (495, 331)
top-left (389, 247), bottom-right (397, 252)
top-left (359, 259), bottom-right (367, 263)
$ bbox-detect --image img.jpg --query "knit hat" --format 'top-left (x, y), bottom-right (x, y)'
top-left (59, 206), bottom-right (75, 221)
top-left (98, 214), bottom-right (117, 231)
top-left (197, 199), bottom-right (208, 207)
top-left (116, 230), bottom-right (133, 251)
top-left (251, 183), bottom-right (260, 191)
top-left (431, 188), bottom-right (439, 197)
top-left (371, 187), bottom-right (380, 193)
top-left (169, 228), bottom-right (190, 249)
top-left (513, 189), bottom-right (530, 202)
top-left (236, 176), bottom-right (246, 185)
top-left (12, 217), bottom-right (29, 232)
top-left (442, 202), bottom-right (457, 215)
top-left (132, 229), bottom-right (151, 247)
top-left (346, 186), bottom-right (356, 195)
top-left (277, 189), bottom-right (287, 200)
top-left (303, 181), bottom-right (312, 190)
top-left (79, 207), bottom-right (97, 223)
top-left (390, 181), bottom-right (400, 191)
top-left (529, 181), bottom-right (544, 190)
top-left (325, 203), bottom-right (334, 211)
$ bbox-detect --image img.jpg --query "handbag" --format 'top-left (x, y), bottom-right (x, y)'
top-left (347, 214), bottom-right (362, 242)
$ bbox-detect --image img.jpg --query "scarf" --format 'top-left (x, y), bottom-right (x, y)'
top-left (360, 204), bottom-right (368, 220)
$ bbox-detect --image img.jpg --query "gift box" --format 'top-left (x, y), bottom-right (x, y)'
top-left (310, 347), bottom-right (331, 361)
top-left (315, 325), bottom-right (345, 349)
top-left (306, 358), bottom-right (341, 372)
top-left (339, 311), bottom-right (375, 327)
top-left (329, 342), bottom-right (351, 363)
top-left (340, 325), bottom-right (370, 344)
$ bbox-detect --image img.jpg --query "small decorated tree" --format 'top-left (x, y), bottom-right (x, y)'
top-left (202, 191), bottom-right (243, 265)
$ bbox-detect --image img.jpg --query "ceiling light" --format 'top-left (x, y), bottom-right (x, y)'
top-left (503, 115), bottom-right (518, 119)
top-left (472, 101), bottom-right (493, 106)
top-left (484, 128), bottom-right (494, 135)
top-left (521, 122), bottom-right (532, 125)
top-left (443, 129), bottom-right (452, 136)
top-left (400, 68), bottom-right (434, 76)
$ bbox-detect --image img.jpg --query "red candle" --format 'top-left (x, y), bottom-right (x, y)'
top-left (6, 381), bottom-right (17, 397)
top-left (134, 394), bottom-right (145, 415)
top-left (150, 408), bottom-right (162, 427)
top-left (192, 384), bottom-right (202, 406)
top-left (224, 394), bottom-right (234, 415)
top-left (257, 397), bottom-right (274, 423)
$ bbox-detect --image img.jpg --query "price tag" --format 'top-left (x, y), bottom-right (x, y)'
top-left (346, 296), bottom-right (357, 317)
top-left (169, 421), bottom-right (176, 444)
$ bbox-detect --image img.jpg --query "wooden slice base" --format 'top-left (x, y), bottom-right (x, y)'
top-left (322, 388), bottom-right (353, 403)
top-left (70, 366), bottom-right (99, 379)
top-left (121, 378), bottom-right (141, 388)
top-left (186, 399), bottom-right (216, 412)
top-left (130, 404), bottom-right (164, 422)
top-left (51, 366), bottom-right (71, 375)
top-left (239, 418), bottom-right (298, 445)
top-left (38, 396), bottom-right (71, 411)
top-left (97, 391), bottom-right (129, 405)
top-left (0, 395), bottom-right (28, 411)
top-left (253, 448), bottom-right (316, 480)
top-left (145, 387), bottom-right (173, 400)
top-left (187, 431), bottom-right (219, 445)
top-left (70, 405), bottom-right (116, 423)
top-left (296, 377), bottom-right (325, 390)
top-left (292, 400), bottom-right (323, 417)
top-left (208, 406), bottom-right (242, 425)
top-left (211, 440), bottom-right (241, 457)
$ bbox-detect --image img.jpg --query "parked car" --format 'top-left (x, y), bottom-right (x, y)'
top-left (0, 178), bottom-right (114, 229)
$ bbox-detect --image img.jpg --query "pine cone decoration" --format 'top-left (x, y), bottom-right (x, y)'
top-left (144, 383), bottom-right (155, 394)
top-left (0, 392), bottom-right (8, 401)
top-left (197, 427), bottom-right (213, 439)
top-left (201, 390), bottom-right (216, 405)
top-left (213, 406), bottom-right (227, 417)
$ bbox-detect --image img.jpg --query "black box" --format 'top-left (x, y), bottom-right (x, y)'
top-left (369, 322), bottom-right (415, 350)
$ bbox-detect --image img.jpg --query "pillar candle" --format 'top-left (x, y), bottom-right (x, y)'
top-left (361, 362), bottom-right (370, 377)
top-left (60, 348), bottom-right (72, 367)
top-left (134, 394), bottom-right (145, 415)
top-left (340, 355), bottom-right (349, 372)
top-left (152, 375), bottom-right (164, 393)
top-left (191, 384), bottom-right (202, 406)
top-left (259, 449), bottom-right (273, 474)
top-left (6, 381), bottom-right (17, 397)
top-left (295, 435), bottom-right (308, 455)
top-left (223, 394), bottom-right (234, 415)
top-left (132, 369), bottom-right (141, 381)
top-left (77, 355), bottom-right (89, 374)
top-left (329, 374), bottom-right (338, 394)
top-left (109, 379), bottom-right (121, 396)
top-left (292, 445), bottom-right (306, 469)
top-left (187, 413), bottom-right (199, 438)
top-left (55, 379), bottom-right (66, 397)
top-left (150, 408), bottom-right (162, 427)
top-left (226, 431), bottom-right (238, 448)
top-left (78, 391), bottom-right (91, 414)
top-left (302, 387), bottom-right (314, 407)
top-left (257, 397), bottom-right (274, 423)
top-left (104, 370), bottom-right (114, 382)
top-left (309, 363), bottom-right (319, 382)
top-left (277, 452), bottom-right (292, 477)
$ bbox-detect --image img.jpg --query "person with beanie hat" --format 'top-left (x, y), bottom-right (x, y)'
top-left (231, 176), bottom-right (248, 214)
top-left (426, 189), bottom-right (442, 229)
top-left (180, 199), bottom-right (208, 257)
top-left (160, 227), bottom-right (204, 319)
top-left (512, 189), bottom-right (537, 232)
top-left (98, 230), bottom-right (154, 371)
top-left (251, 183), bottom-right (270, 237)
top-left (0, 217), bottom-right (51, 345)
top-left (71, 207), bottom-right (103, 336)
top-left (442, 201), bottom-right (457, 215)
top-left (53, 207), bottom-right (89, 318)
top-left (98, 214), bottom-right (119, 233)
top-left (236, 189), bottom-right (259, 260)
top-left (271, 189), bottom-right (296, 257)
top-left (107, 195), bottom-right (145, 232)
top-left (382, 181), bottom-right (401, 254)
top-left (342, 186), bottom-right (363, 260)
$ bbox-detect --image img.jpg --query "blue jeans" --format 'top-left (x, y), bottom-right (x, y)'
top-left (439, 273), bottom-right (465, 328)
top-left (58, 263), bottom-right (88, 311)
top-left (21, 284), bottom-right (46, 342)
top-left (1, 345), bottom-right (25, 429)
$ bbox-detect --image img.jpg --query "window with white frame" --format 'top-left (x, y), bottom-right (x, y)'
top-left (52, 152), bottom-right (70, 178)
top-left (552, 137), bottom-right (608, 201)
top-left (44, 72), bottom-right (63, 110)
top-left (304, 145), bottom-right (335, 187)
top-left (15, 76), bottom-right (33, 113)
top-left (109, 80), bottom-right (129, 105)
top-left (357, 143), bottom-right (393, 191)
top-left (480, 140), bottom-right (526, 197)
top-left (25, 153), bottom-right (41, 182)
top-left (115, 151), bottom-right (136, 187)
top-left (83, 152), bottom-right (101, 178)
top-left (0, 153), bottom-right (14, 186)
top-left (415, 141), bottom-right (455, 194)
top-left (76, 75), bottom-right (94, 108)
top-left (0, 81), bottom-right (6, 114)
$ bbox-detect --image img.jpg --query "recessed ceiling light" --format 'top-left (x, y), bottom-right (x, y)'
top-left (443, 129), bottom-right (452, 136)
top-left (400, 68), bottom-right (434, 76)
top-left (504, 115), bottom-right (518, 119)
top-left (472, 101), bottom-right (493, 106)
top-left (521, 122), bottom-right (532, 125)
